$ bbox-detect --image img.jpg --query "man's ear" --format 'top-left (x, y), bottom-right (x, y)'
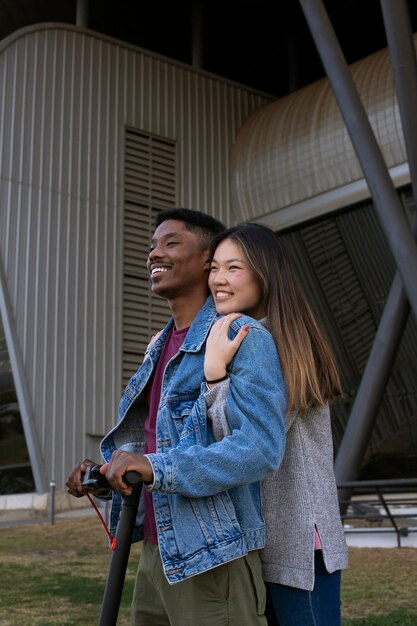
top-left (202, 251), bottom-right (211, 271)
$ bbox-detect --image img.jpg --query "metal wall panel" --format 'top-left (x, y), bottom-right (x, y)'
top-left (231, 35), bottom-right (414, 229)
top-left (0, 24), bottom-right (271, 491)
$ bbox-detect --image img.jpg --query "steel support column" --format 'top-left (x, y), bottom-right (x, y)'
top-left (298, 0), bottom-right (417, 321)
top-left (298, 0), bottom-right (417, 505)
top-left (191, 0), bottom-right (204, 69)
top-left (76, 0), bottom-right (89, 28)
top-left (335, 275), bottom-right (410, 509)
top-left (380, 0), bottom-right (417, 197)
top-left (335, 0), bottom-right (417, 502)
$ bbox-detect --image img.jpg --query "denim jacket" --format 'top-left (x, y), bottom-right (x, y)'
top-left (100, 296), bottom-right (287, 584)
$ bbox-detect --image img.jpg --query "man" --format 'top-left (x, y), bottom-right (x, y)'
top-left (66, 208), bottom-right (286, 626)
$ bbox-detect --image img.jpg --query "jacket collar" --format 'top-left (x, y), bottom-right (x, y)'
top-left (146, 295), bottom-right (217, 356)
top-left (180, 295), bottom-right (217, 352)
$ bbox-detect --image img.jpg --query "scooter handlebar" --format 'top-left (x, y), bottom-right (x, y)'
top-left (82, 464), bottom-right (142, 492)
top-left (123, 471), bottom-right (142, 486)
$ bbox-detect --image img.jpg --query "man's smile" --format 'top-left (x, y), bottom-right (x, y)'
top-left (151, 266), bottom-right (171, 275)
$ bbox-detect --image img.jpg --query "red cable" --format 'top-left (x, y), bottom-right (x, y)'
top-left (86, 492), bottom-right (117, 550)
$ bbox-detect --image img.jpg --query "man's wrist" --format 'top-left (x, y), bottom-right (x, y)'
top-left (140, 456), bottom-right (154, 482)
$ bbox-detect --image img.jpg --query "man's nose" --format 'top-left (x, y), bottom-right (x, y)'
top-left (148, 245), bottom-right (163, 262)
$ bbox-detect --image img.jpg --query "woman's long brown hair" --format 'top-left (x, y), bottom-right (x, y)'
top-left (209, 224), bottom-right (343, 412)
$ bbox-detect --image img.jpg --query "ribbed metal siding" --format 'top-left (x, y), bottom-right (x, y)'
top-left (0, 24), bottom-right (271, 491)
top-left (231, 35), bottom-right (412, 227)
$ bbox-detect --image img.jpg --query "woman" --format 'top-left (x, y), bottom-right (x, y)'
top-left (203, 223), bottom-right (348, 626)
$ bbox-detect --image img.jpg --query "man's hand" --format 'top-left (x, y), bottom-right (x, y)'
top-left (100, 450), bottom-right (154, 496)
top-left (65, 458), bottom-right (97, 497)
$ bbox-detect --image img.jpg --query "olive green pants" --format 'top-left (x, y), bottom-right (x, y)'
top-left (131, 540), bottom-right (267, 626)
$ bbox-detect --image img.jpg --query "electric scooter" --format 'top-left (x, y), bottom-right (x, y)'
top-left (82, 465), bottom-right (142, 626)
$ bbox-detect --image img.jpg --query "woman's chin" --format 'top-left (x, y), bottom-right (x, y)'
top-left (215, 302), bottom-right (234, 315)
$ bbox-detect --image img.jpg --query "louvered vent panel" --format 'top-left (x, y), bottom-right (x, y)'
top-left (122, 129), bottom-right (175, 385)
top-left (281, 198), bottom-right (417, 458)
top-left (300, 221), bottom-right (377, 376)
top-left (281, 217), bottom-right (379, 449)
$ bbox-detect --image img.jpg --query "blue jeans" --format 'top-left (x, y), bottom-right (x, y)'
top-left (266, 551), bottom-right (341, 626)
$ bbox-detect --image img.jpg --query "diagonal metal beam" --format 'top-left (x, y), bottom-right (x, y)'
top-left (335, 0), bottom-right (417, 497)
top-left (299, 0), bottom-right (417, 322)
top-left (298, 0), bottom-right (417, 504)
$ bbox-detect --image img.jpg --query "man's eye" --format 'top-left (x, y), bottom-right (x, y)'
top-left (167, 241), bottom-right (179, 247)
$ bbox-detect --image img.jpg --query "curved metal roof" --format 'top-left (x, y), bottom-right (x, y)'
top-left (231, 36), bottom-right (414, 229)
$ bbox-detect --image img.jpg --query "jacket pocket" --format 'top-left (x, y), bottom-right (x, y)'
top-left (169, 396), bottom-right (201, 440)
top-left (171, 408), bottom-right (191, 436)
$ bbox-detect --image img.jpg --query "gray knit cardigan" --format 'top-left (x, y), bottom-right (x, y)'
top-left (205, 382), bottom-right (348, 591)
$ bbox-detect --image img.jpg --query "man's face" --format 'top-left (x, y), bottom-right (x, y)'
top-left (147, 219), bottom-right (210, 300)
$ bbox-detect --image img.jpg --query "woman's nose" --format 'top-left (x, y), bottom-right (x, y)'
top-left (212, 270), bottom-right (227, 284)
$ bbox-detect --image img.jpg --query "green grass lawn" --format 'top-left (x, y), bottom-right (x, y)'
top-left (0, 515), bottom-right (416, 625)
top-left (341, 545), bottom-right (417, 625)
top-left (0, 515), bottom-right (139, 625)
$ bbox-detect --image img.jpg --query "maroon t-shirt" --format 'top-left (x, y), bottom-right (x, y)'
top-left (143, 326), bottom-right (189, 544)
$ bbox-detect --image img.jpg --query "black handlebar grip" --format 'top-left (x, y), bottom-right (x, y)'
top-left (124, 470), bottom-right (142, 485)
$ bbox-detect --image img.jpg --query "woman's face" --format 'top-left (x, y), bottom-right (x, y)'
top-left (209, 239), bottom-right (264, 318)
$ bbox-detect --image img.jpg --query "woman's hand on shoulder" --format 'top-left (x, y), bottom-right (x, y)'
top-left (144, 330), bottom-right (163, 360)
top-left (204, 313), bottom-right (250, 382)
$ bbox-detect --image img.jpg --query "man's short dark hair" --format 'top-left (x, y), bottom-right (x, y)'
top-left (155, 208), bottom-right (225, 249)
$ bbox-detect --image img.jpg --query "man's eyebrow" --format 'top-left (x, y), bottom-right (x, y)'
top-left (150, 232), bottom-right (184, 244)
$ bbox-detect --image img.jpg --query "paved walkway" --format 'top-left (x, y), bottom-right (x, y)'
top-left (0, 489), bottom-right (98, 527)
top-left (2, 491), bottom-right (417, 547)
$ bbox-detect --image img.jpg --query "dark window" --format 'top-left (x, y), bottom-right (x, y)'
top-left (0, 316), bottom-right (35, 494)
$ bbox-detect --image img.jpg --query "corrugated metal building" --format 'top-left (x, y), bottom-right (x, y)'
top-left (0, 23), bottom-right (416, 495)
top-left (0, 23), bottom-right (272, 493)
